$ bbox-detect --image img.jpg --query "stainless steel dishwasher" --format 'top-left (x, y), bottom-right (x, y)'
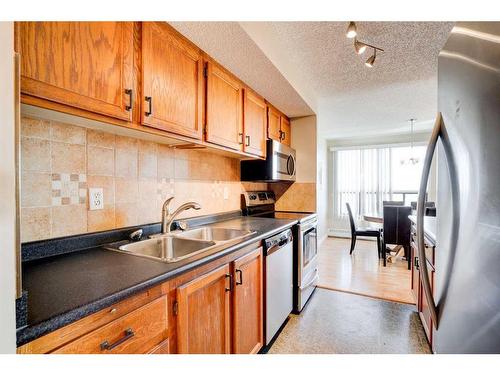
top-left (264, 229), bottom-right (293, 345)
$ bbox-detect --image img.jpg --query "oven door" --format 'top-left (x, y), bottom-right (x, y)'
top-left (298, 220), bottom-right (318, 284)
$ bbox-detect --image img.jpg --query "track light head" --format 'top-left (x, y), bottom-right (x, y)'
top-left (365, 49), bottom-right (376, 67)
top-left (346, 22), bottom-right (357, 38)
top-left (354, 39), bottom-right (367, 55)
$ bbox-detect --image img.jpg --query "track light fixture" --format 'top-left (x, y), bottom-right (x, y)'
top-left (354, 39), bottom-right (367, 54)
top-left (346, 22), bottom-right (357, 38)
top-left (346, 22), bottom-right (384, 68)
top-left (365, 49), bottom-right (376, 67)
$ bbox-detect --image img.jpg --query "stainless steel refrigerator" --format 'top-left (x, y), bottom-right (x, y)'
top-left (417, 22), bottom-right (500, 353)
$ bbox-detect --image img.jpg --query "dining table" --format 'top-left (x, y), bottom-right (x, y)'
top-left (362, 213), bottom-right (404, 264)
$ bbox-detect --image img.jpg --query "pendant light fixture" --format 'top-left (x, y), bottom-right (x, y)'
top-left (400, 119), bottom-right (420, 165)
top-left (346, 22), bottom-right (357, 38)
top-left (346, 22), bottom-right (384, 68)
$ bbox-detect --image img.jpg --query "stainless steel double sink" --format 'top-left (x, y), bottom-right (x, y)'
top-left (104, 227), bottom-right (256, 263)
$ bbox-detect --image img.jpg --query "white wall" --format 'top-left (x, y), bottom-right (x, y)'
top-left (0, 21), bottom-right (17, 353)
top-left (291, 115), bottom-right (317, 183)
top-left (316, 129), bottom-right (329, 244)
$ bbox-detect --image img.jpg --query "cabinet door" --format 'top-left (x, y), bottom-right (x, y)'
top-left (280, 115), bottom-right (291, 146)
top-left (177, 264), bottom-right (231, 354)
top-left (232, 248), bottom-right (264, 354)
top-left (243, 89), bottom-right (267, 158)
top-left (205, 61), bottom-right (243, 151)
top-left (411, 243), bottom-right (420, 304)
top-left (141, 22), bottom-right (203, 139)
top-left (16, 22), bottom-right (134, 121)
top-left (419, 263), bottom-right (434, 345)
top-left (267, 105), bottom-right (282, 142)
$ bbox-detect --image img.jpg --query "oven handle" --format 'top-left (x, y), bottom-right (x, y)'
top-left (300, 269), bottom-right (319, 290)
top-left (300, 220), bottom-right (318, 233)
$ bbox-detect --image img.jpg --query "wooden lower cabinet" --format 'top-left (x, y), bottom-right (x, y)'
top-left (148, 339), bottom-right (170, 354)
top-left (232, 248), bottom-right (264, 354)
top-left (411, 244), bottom-right (420, 304)
top-left (419, 263), bottom-right (434, 344)
top-left (176, 264), bottom-right (232, 354)
top-left (410, 222), bottom-right (436, 350)
top-left (17, 243), bottom-right (264, 355)
top-left (54, 296), bottom-right (168, 354)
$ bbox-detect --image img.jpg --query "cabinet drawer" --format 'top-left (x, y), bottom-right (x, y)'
top-left (53, 296), bottom-right (167, 354)
top-left (17, 284), bottom-right (165, 354)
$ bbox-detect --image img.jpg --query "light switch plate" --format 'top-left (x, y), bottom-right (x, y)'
top-left (223, 186), bottom-right (229, 200)
top-left (89, 188), bottom-right (104, 210)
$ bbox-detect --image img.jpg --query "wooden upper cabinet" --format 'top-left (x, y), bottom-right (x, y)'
top-left (205, 60), bottom-right (244, 151)
top-left (243, 89), bottom-right (267, 158)
top-left (141, 22), bottom-right (203, 139)
top-left (16, 22), bottom-right (134, 121)
top-left (280, 115), bottom-right (291, 146)
top-left (267, 104), bottom-right (282, 142)
top-left (176, 264), bottom-right (231, 354)
top-left (232, 248), bottom-right (264, 354)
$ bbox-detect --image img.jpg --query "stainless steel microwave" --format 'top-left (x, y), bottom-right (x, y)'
top-left (241, 140), bottom-right (296, 182)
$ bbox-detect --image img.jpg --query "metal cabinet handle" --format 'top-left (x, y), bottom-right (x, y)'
top-left (125, 89), bottom-right (133, 111)
top-left (281, 131), bottom-right (286, 141)
top-left (245, 135), bottom-right (250, 146)
top-left (225, 273), bottom-right (233, 292)
top-left (145, 96), bottom-right (152, 116)
top-left (100, 328), bottom-right (134, 351)
top-left (235, 269), bottom-right (243, 285)
top-left (278, 130), bottom-right (283, 140)
top-left (417, 113), bottom-right (441, 329)
top-left (238, 133), bottom-right (244, 145)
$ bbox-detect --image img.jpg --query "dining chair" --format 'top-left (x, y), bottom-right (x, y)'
top-left (346, 203), bottom-right (383, 258)
top-left (382, 205), bottom-right (412, 268)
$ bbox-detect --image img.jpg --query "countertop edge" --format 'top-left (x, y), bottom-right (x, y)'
top-left (16, 219), bottom-right (297, 347)
top-left (408, 215), bottom-right (437, 245)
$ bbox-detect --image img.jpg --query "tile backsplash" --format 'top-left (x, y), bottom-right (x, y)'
top-left (20, 115), bottom-right (266, 242)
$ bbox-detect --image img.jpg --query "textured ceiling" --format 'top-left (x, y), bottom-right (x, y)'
top-left (169, 22), bottom-right (454, 138)
top-left (241, 22), bottom-right (454, 95)
top-left (168, 22), bottom-right (314, 117)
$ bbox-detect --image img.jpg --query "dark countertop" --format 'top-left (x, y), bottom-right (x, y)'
top-left (17, 216), bottom-right (297, 347)
top-left (409, 215), bottom-right (437, 245)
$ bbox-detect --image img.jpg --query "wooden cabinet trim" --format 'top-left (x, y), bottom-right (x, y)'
top-left (148, 339), bottom-right (170, 354)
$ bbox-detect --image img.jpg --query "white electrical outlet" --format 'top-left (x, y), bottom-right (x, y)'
top-left (89, 188), bottom-right (104, 210)
top-left (223, 186), bottom-right (229, 200)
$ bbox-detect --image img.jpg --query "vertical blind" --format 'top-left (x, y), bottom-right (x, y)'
top-left (333, 145), bottom-right (426, 220)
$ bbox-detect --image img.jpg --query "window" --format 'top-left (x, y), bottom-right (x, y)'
top-left (333, 144), bottom-right (426, 220)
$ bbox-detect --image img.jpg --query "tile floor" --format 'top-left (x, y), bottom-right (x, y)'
top-left (268, 288), bottom-right (431, 354)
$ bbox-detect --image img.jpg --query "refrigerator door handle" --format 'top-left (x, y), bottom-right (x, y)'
top-left (417, 112), bottom-right (442, 329)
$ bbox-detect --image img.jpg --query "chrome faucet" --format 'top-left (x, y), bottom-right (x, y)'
top-left (161, 197), bottom-right (201, 234)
